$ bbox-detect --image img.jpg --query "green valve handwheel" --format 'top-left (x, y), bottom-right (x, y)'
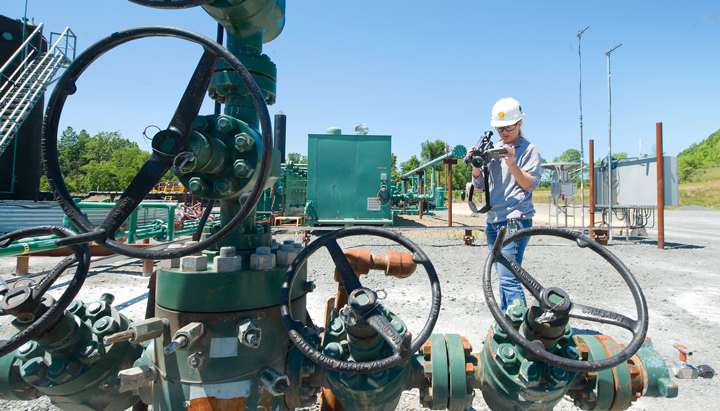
top-left (280, 227), bottom-right (442, 373)
top-left (42, 26), bottom-right (273, 260)
top-left (483, 226), bottom-right (649, 373)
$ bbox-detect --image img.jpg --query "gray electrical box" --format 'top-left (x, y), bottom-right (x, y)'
top-left (594, 156), bottom-right (679, 207)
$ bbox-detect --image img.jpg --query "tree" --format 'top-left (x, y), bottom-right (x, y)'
top-left (399, 156), bottom-right (420, 175)
top-left (390, 153), bottom-right (398, 183)
top-left (287, 152), bottom-right (307, 164)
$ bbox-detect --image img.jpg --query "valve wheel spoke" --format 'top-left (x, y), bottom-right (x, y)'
top-left (569, 303), bottom-right (639, 332)
top-left (325, 239), bottom-right (363, 293)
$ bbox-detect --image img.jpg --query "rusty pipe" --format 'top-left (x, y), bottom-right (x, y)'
top-left (656, 123), bottom-right (665, 249)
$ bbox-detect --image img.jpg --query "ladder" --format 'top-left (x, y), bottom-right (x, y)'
top-left (0, 23), bottom-right (76, 157)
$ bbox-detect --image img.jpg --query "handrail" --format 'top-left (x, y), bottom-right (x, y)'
top-left (0, 23), bottom-right (44, 76)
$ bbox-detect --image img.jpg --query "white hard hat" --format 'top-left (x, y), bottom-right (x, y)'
top-left (490, 98), bottom-right (524, 127)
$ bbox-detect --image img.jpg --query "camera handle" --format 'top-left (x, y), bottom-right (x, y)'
top-left (467, 164), bottom-right (492, 214)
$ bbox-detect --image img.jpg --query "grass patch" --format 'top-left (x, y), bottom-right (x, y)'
top-left (676, 179), bottom-right (720, 210)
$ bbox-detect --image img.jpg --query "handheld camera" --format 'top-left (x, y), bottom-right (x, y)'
top-left (465, 131), bottom-right (508, 168)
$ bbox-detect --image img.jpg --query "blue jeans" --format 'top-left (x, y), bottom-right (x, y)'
top-left (485, 219), bottom-right (533, 312)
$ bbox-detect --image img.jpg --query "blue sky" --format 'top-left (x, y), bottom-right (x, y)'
top-left (5, 1), bottom-right (720, 166)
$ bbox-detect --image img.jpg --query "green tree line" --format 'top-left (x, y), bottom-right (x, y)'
top-left (678, 128), bottom-right (720, 182)
top-left (40, 127), bottom-right (160, 193)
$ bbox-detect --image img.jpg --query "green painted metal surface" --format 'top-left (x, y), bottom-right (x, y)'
top-left (306, 132), bottom-right (392, 226)
top-left (445, 334), bottom-right (468, 411)
top-left (429, 334), bottom-right (449, 410)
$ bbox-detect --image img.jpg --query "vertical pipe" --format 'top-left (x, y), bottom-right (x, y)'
top-left (418, 171), bottom-right (424, 219)
top-left (128, 209), bottom-right (138, 244)
top-left (656, 123), bottom-right (665, 249)
top-left (605, 44), bottom-right (621, 242)
top-left (274, 111), bottom-right (287, 163)
top-left (402, 180), bottom-right (407, 215)
top-left (142, 239), bottom-right (154, 277)
top-left (214, 23), bottom-right (224, 116)
top-left (446, 161), bottom-right (453, 227)
top-left (589, 140), bottom-right (595, 234)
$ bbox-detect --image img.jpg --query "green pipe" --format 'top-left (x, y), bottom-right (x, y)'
top-left (400, 145), bottom-right (467, 179)
top-left (0, 239), bottom-right (57, 258)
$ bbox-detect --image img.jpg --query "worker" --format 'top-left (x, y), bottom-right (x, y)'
top-left (468, 98), bottom-right (542, 312)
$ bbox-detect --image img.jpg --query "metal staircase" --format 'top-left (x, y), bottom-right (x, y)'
top-left (0, 23), bottom-right (76, 157)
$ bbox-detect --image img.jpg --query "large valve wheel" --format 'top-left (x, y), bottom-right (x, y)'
top-left (280, 227), bottom-right (442, 373)
top-left (42, 26), bottom-right (273, 260)
top-left (483, 226), bottom-right (649, 373)
top-left (0, 227), bottom-right (91, 357)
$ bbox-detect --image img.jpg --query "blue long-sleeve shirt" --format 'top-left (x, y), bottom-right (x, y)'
top-left (472, 136), bottom-right (542, 223)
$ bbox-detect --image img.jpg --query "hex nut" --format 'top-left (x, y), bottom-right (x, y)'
top-left (181, 255), bottom-right (208, 272)
top-left (547, 366), bottom-right (569, 387)
top-left (188, 177), bottom-right (208, 195)
top-left (20, 358), bottom-right (48, 384)
top-left (47, 359), bottom-right (78, 384)
top-left (219, 246), bottom-right (236, 258)
top-left (238, 319), bottom-right (262, 349)
top-left (214, 255), bottom-right (240, 273)
top-left (17, 341), bottom-right (44, 362)
top-left (250, 247), bottom-right (275, 270)
top-left (234, 133), bottom-right (255, 153)
top-left (233, 160), bottom-right (254, 178)
top-left (518, 361), bottom-right (541, 388)
top-left (339, 372), bottom-right (361, 388)
top-left (216, 116), bottom-right (236, 133)
top-left (495, 344), bottom-right (517, 369)
top-left (276, 244), bottom-right (299, 266)
top-left (85, 301), bottom-right (111, 322)
top-left (67, 300), bottom-right (85, 317)
top-left (92, 316), bottom-right (120, 337)
top-left (187, 351), bottom-right (207, 369)
top-left (78, 341), bottom-right (105, 365)
top-left (366, 370), bottom-right (388, 388)
top-left (214, 178), bottom-right (237, 197)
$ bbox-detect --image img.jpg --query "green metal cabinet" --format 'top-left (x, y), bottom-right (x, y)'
top-left (306, 130), bottom-right (392, 226)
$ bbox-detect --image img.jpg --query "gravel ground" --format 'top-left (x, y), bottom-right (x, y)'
top-left (0, 211), bottom-right (717, 410)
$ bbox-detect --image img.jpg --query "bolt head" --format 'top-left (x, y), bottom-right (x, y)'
top-left (339, 372), bottom-right (361, 387)
top-left (233, 159), bottom-right (254, 178)
top-left (546, 366), bottom-right (570, 387)
top-left (187, 351), bottom-right (207, 369)
top-left (188, 177), bottom-right (206, 195)
top-left (234, 133), bottom-right (255, 152)
top-left (519, 361), bottom-right (541, 388)
top-left (20, 358), bottom-right (48, 384)
top-left (366, 370), bottom-right (388, 388)
top-left (93, 316), bottom-right (120, 337)
top-left (495, 344), bottom-right (517, 369)
top-left (47, 359), bottom-right (77, 384)
top-left (216, 116), bottom-right (235, 133)
top-left (214, 178), bottom-right (237, 196)
top-left (78, 341), bottom-right (105, 365)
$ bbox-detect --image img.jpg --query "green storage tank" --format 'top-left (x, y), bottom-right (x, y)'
top-left (305, 128), bottom-right (392, 226)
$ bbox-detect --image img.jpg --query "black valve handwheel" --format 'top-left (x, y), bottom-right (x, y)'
top-left (42, 26), bottom-right (272, 260)
top-left (0, 226), bottom-right (91, 357)
top-left (280, 227), bottom-right (441, 374)
top-left (483, 226), bottom-right (648, 372)
top-left (128, 0), bottom-right (213, 9)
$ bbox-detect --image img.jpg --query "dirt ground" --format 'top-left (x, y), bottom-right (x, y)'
top-left (0, 208), bottom-right (718, 410)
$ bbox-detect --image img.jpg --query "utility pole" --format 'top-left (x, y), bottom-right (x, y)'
top-left (577, 25), bottom-right (588, 234)
top-left (605, 43), bottom-right (621, 242)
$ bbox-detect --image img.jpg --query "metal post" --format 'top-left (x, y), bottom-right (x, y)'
top-left (578, 26), bottom-right (589, 233)
top-left (605, 43), bottom-right (621, 242)
top-left (656, 123), bottom-right (665, 249)
top-left (402, 179), bottom-right (407, 215)
top-left (589, 140), bottom-right (595, 236)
